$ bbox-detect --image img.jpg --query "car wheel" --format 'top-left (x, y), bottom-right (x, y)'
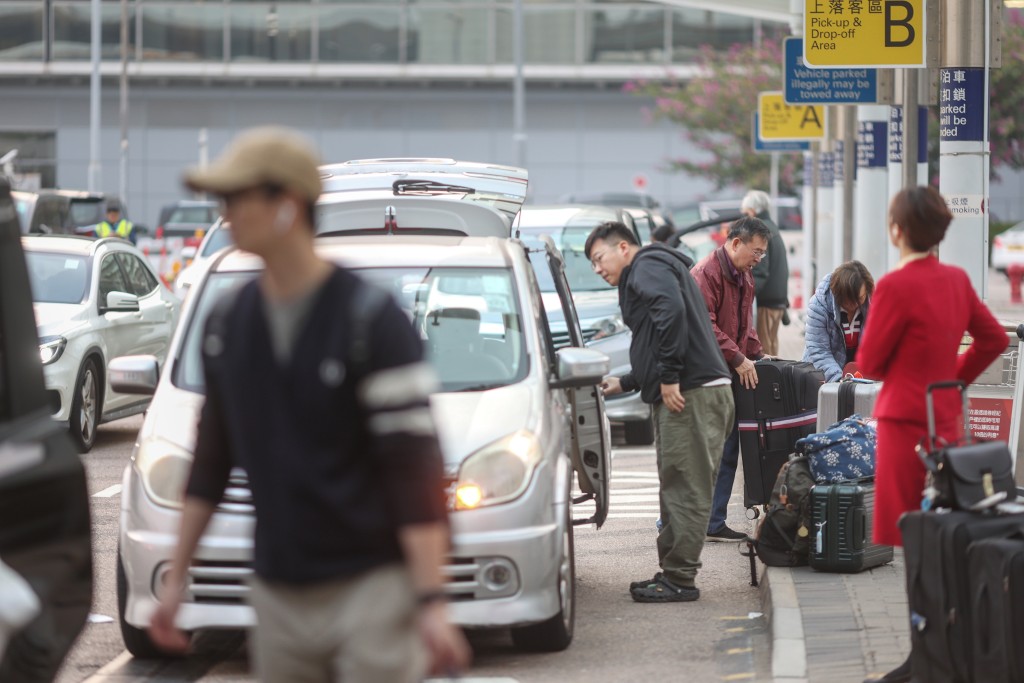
top-left (510, 496), bottom-right (575, 652)
top-left (624, 417), bottom-right (655, 446)
top-left (69, 358), bottom-right (101, 453)
top-left (117, 548), bottom-right (181, 659)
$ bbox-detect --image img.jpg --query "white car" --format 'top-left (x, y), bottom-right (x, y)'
top-left (23, 235), bottom-right (180, 451)
top-left (172, 219), bottom-right (232, 299)
top-left (991, 220), bottom-right (1024, 274)
top-left (112, 159), bottom-right (611, 657)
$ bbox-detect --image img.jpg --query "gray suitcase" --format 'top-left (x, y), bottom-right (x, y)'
top-left (816, 378), bottom-right (881, 430)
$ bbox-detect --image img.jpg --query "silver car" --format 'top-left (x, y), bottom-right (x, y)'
top-left (516, 205), bottom-right (654, 445)
top-left (113, 160), bottom-right (611, 657)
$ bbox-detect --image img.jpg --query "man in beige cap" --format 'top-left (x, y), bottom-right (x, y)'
top-left (148, 127), bottom-right (469, 681)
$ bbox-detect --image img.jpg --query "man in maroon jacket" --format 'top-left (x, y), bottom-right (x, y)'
top-left (691, 217), bottom-right (770, 541)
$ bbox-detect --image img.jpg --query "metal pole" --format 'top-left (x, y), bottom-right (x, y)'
top-left (119, 0), bottom-right (128, 208)
top-left (769, 152), bottom-right (779, 223)
top-left (88, 0), bottom-right (101, 192)
top-left (842, 106), bottom-right (856, 263)
top-left (512, 0), bottom-right (526, 169)
top-left (901, 69), bottom-right (919, 188)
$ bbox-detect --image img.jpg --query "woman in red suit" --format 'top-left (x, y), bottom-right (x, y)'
top-left (856, 186), bottom-right (1006, 683)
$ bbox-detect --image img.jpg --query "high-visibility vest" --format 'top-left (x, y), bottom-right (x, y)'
top-left (97, 219), bottom-right (133, 240)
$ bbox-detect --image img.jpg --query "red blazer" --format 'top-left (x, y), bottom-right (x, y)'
top-left (691, 246), bottom-right (762, 368)
top-left (858, 256), bottom-right (1006, 427)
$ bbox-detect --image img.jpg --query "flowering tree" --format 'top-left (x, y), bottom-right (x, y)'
top-left (988, 10), bottom-right (1024, 179)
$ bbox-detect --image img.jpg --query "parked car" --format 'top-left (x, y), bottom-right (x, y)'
top-left (13, 189), bottom-right (106, 236)
top-left (114, 159), bottom-right (610, 657)
top-left (0, 180), bottom-right (92, 679)
top-left (172, 219), bottom-right (232, 299)
top-left (991, 220), bottom-right (1024, 274)
top-left (560, 190), bottom-right (661, 210)
top-left (155, 199), bottom-right (218, 239)
top-left (23, 235), bottom-right (180, 451)
top-left (515, 205), bottom-right (655, 445)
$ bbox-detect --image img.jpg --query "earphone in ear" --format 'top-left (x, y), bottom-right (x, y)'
top-left (274, 203), bottom-right (297, 234)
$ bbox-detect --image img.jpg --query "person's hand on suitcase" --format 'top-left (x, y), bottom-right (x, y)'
top-left (660, 383), bottom-right (686, 413)
top-left (601, 376), bottom-right (623, 396)
top-left (737, 358), bottom-right (758, 390)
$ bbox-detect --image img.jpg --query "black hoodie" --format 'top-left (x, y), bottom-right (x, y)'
top-left (619, 243), bottom-right (731, 403)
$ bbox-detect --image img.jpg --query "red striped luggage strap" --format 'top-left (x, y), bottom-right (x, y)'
top-left (737, 410), bottom-right (818, 432)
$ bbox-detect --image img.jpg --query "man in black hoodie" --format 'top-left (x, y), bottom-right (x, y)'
top-left (587, 221), bottom-right (735, 603)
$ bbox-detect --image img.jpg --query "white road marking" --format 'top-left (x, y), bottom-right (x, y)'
top-left (92, 484), bottom-right (122, 498)
top-left (82, 651), bottom-right (133, 681)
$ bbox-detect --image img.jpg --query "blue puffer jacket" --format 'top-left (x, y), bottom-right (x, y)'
top-left (801, 273), bottom-right (870, 382)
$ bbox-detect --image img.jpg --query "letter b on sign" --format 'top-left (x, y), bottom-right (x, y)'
top-left (885, 0), bottom-right (915, 48)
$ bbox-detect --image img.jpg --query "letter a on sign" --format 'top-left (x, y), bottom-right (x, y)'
top-left (758, 92), bottom-right (825, 141)
top-left (804, 0), bottom-right (926, 68)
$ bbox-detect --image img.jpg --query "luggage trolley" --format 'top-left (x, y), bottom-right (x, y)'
top-left (967, 323), bottom-right (1024, 489)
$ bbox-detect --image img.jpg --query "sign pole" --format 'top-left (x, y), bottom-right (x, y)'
top-left (816, 146), bottom-right (836, 280)
top-left (901, 69), bottom-right (920, 188)
top-left (842, 106), bottom-right (856, 263)
top-left (855, 104), bottom-right (890, 277)
top-left (831, 108), bottom-right (845, 269)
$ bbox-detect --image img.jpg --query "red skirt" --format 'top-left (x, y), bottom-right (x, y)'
top-left (872, 417), bottom-right (958, 547)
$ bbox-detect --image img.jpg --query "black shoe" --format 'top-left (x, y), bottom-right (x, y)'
top-left (629, 572), bottom-right (663, 591)
top-left (630, 575), bottom-right (700, 603)
top-left (706, 525), bottom-right (748, 542)
top-left (863, 655), bottom-right (911, 683)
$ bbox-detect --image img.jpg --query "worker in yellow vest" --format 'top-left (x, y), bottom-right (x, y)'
top-left (96, 203), bottom-right (136, 244)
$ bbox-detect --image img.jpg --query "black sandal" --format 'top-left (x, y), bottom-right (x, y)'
top-left (630, 575), bottom-right (700, 603)
top-left (629, 572), bottom-right (662, 591)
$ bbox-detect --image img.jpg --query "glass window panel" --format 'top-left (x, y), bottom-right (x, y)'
top-left (0, 4), bottom-right (43, 61)
top-left (494, 7), bottom-right (575, 64)
top-left (671, 8), bottom-right (754, 62)
top-left (228, 4), bottom-right (312, 62)
top-left (408, 7), bottom-right (490, 65)
top-left (52, 2), bottom-right (137, 61)
top-left (140, 4), bottom-right (224, 61)
top-left (583, 6), bottom-right (666, 64)
top-left (319, 7), bottom-right (399, 63)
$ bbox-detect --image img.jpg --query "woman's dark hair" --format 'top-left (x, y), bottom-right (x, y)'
top-left (584, 221), bottom-right (638, 259)
top-left (889, 186), bottom-right (952, 252)
top-left (830, 260), bottom-right (874, 311)
top-left (727, 216), bottom-right (771, 243)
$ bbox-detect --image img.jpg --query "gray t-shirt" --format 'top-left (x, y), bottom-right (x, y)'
top-left (261, 285), bottom-right (321, 364)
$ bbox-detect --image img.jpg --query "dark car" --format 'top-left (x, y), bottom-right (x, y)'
top-left (0, 179), bottom-right (93, 679)
top-left (155, 199), bottom-right (218, 239)
top-left (12, 189), bottom-right (106, 236)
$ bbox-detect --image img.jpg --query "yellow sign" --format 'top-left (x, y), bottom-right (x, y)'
top-left (758, 92), bottom-right (826, 141)
top-left (804, 0), bottom-right (925, 68)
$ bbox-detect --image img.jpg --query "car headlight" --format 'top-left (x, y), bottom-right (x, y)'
top-left (136, 438), bottom-right (192, 509)
top-left (587, 314), bottom-right (627, 340)
top-left (38, 336), bottom-right (67, 365)
top-left (453, 430), bottom-right (541, 510)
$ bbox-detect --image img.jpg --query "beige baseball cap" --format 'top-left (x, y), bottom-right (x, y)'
top-left (183, 126), bottom-right (322, 202)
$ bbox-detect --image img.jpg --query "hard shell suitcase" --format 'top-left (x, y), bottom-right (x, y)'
top-left (969, 534), bottom-right (1024, 683)
top-left (816, 378), bottom-right (881, 431)
top-left (900, 510), bottom-right (1024, 683)
top-left (808, 480), bottom-right (893, 572)
top-left (735, 359), bottom-right (824, 508)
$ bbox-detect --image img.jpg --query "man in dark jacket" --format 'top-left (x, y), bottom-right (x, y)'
top-left (745, 191), bottom-right (789, 357)
top-left (587, 221), bottom-right (734, 603)
top-left (692, 216), bottom-right (770, 542)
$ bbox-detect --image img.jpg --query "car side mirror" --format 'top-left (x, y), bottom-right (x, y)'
top-left (109, 355), bottom-right (160, 395)
top-left (103, 290), bottom-right (140, 313)
top-left (550, 347), bottom-right (609, 389)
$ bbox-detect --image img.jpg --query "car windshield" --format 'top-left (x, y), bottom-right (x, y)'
top-left (201, 227), bottom-right (233, 257)
top-left (13, 196), bottom-right (34, 232)
top-left (518, 228), bottom-right (612, 293)
top-left (169, 206), bottom-right (218, 224)
top-left (25, 251), bottom-right (90, 304)
top-left (176, 267), bottom-right (527, 394)
top-left (69, 201), bottom-right (104, 227)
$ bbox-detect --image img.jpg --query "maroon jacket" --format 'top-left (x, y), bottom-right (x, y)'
top-left (691, 246), bottom-right (762, 369)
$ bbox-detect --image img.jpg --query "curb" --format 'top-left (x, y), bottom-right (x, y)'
top-left (759, 565), bottom-right (809, 683)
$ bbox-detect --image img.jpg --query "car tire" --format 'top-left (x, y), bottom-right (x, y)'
top-left (624, 417), bottom-right (655, 446)
top-left (117, 548), bottom-right (180, 659)
top-left (69, 357), bottom-right (101, 453)
top-left (510, 496), bottom-right (575, 652)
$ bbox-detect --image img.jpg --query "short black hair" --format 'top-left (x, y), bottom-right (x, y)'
top-left (727, 216), bottom-right (771, 243)
top-left (584, 221), bottom-right (638, 259)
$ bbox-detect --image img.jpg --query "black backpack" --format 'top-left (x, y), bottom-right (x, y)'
top-left (750, 454), bottom-right (815, 567)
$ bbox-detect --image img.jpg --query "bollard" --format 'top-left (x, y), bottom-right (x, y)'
top-left (1008, 264), bottom-right (1024, 304)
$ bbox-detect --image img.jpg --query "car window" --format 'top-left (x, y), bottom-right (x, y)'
top-left (117, 253), bottom-right (159, 296)
top-left (25, 251), bottom-right (90, 304)
top-left (69, 200), bottom-right (104, 227)
top-left (98, 254), bottom-right (130, 303)
top-left (520, 230), bottom-right (612, 294)
top-left (168, 206), bottom-right (217, 224)
top-left (201, 227), bottom-right (233, 257)
top-left (34, 196), bottom-right (64, 233)
top-left (13, 195), bottom-right (34, 233)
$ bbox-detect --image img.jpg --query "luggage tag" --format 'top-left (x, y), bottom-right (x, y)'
top-left (814, 521), bottom-right (826, 554)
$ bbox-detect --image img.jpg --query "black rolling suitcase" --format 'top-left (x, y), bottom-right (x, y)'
top-left (735, 359), bottom-right (824, 508)
top-left (808, 480), bottom-right (893, 572)
top-left (969, 534), bottom-right (1024, 683)
top-left (900, 510), bottom-right (1024, 683)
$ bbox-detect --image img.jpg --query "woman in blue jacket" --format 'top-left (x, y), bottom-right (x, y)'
top-left (802, 260), bottom-right (874, 381)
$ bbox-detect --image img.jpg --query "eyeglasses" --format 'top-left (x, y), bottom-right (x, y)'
top-left (745, 243), bottom-right (767, 259)
top-left (590, 249), bottom-right (610, 269)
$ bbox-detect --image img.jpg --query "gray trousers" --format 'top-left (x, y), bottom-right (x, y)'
top-left (653, 384), bottom-right (735, 587)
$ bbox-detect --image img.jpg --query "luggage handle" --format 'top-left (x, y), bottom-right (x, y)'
top-left (924, 381), bottom-right (971, 451)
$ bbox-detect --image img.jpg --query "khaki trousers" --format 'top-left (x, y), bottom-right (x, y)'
top-left (653, 384), bottom-right (735, 587)
top-left (247, 564), bottom-right (424, 683)
top-left (756, 306), bottom-right (785, 357)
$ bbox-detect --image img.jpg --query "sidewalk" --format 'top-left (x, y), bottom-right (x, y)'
top-left (760, 275), bottom-right (1023, 683)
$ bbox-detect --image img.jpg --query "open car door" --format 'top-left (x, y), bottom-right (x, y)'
top-left (533, 237), bottom-right (611, 528)
top-left (0, 180), bottom-right (92, 679)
